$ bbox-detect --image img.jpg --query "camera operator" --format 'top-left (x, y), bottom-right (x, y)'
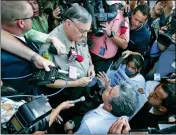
top-left (89, 0), bottom-right (130, 73)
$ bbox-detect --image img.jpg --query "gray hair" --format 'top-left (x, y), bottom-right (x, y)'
top-left (1, 1), bottom-right (29, 24)
top-left (110, 83), bottom-right (139, 117)
top-left (63, 4), bottom-right (92, 23)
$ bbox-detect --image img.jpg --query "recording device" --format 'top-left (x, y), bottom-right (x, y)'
top-left (157, 8), bottom-right (176, 47)
top-left (86, 0), bottom-right (118, 37)
top-left (57, 0), bottom-right (84, 20)
top-left (49, 45), bottom-right (83, 63)
top-left (29, 67), bottom-right (59, 85)
top-left (71, 96), bottom-right (85, 104)
top-left (67, 47), bottom-right (83, 63)
top-left (29, 66), bottom-right (81, 85)
top-left (154, 73), bottom-right (176, 81)
top-left (6, 95), bottom-right (52, 134)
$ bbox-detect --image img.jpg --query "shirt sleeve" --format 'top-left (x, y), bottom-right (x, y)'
top-left (74, 122), bottom-right (91, 134)
top-left (25, 29), bottom-right (49, 45)
top-left (119, 17), bottom-right (130, 42)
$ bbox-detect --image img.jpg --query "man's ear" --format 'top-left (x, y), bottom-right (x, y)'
top-left (159, 106), bottom-right (167, 112)
top-left (17, 20), bottom-right (25, 29)
top-left (108, 104), bottom-right (113, 111)
top-left (65, 19), bottom-right (71, 26)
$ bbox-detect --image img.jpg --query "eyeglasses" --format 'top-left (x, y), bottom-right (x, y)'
top-left (69, 18), bottom-right (88, 35)
top-left (14, 15), bottom-right (34, 21)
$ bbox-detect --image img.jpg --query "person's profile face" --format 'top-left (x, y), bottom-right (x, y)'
top-left (28, 0), bottom-right (39, 17)
top-left (102, 86), bottom-right (120, 106)
top-left (153, 1), bottom-right (166, 16)
top-left (147, 85), bottom-right (168, 107)
top-left (131, 11), bottom-right (147, 29)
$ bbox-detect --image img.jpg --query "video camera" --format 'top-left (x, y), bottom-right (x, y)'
top-left (86, 0), bottom-right (118, 37)
top-left (57, 0), bottom-right (84, 20)
top-left (157, 8), bottom-right (176, 47)
top-left (6, 95), bottom-right (52, 134)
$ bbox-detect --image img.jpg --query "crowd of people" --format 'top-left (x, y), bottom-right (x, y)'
top-left (1, 0), bottom-right (176, 134)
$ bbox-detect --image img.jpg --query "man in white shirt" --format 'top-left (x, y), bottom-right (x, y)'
top-left (75, 82), bottom-right (138, 134)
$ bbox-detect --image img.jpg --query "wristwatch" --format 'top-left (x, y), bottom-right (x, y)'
top-left (108, 31), bottom-right (115, 38)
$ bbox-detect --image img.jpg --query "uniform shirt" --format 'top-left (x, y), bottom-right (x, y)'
top-left (39, 23), bottom-right (91, 80)
top-left (89, 10), bottom-right (129, 59)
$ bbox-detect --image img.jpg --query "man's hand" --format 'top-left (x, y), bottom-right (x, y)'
top-left (108, 117), bottom-right (131, 134)
top-left (52, 7), bottom-right (61, 19)
top-left (100, 22), bottom-right (111, 36)
top-left (97, 72), bottom-right (111, 89)
top-left (34, 54), bottom-right (55, 71)
top-left (47, 36), bottom-right (66, 55)
top-left (88, 65), bottom-right (95, 77)
top-left (76, 77), bottom-right (92, 87)
top-left (167, 73), bottom-right (176, 84)
top-left (55, 101), bottom-right (74, 124)
top-left (122, 50), bottom-right (143, 60)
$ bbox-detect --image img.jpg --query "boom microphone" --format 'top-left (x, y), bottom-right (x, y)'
top-left (71, 96), bottom-right (85, 104)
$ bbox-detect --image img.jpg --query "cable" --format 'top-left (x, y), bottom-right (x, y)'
top-left (46, 79), bottom-right (68, 98)
top-left (1, 79), bottom-right (68, 99)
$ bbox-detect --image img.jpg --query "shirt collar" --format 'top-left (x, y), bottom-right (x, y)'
top-left (13, 35), bottom-right (26, 43)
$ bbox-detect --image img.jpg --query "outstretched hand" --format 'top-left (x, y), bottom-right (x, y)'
top-left (97, 71), bottom-right (111, 89)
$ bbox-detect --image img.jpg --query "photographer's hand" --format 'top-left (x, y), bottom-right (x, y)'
top-left (52, 7), bottom-right (61, 19)
top-left (100, 23), bottom-right (111, 36)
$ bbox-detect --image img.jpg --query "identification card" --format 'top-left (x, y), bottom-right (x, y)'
top-left (69, 66), bottom-right (77, 80)
top-left (99, 47), bottom-right (105, 56)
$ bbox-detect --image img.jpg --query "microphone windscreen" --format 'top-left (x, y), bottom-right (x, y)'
top-left (121, 27), bottom-right (127, 34)
top-left (76, 55), bottom-right (83, 62)
top-left (80, 96), bottom-right (85, 102)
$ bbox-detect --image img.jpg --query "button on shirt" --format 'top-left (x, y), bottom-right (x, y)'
top-left (39, 23), bottom-right (91, 80)
top-left (90, 10), bottom-right (129, 59)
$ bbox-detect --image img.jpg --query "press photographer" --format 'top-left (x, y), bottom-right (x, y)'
top-left (88, 0), bottom-right (129, 74)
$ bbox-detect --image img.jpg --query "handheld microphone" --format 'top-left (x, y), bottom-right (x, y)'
top-left (154, 73), bottom-right (176, 81)
top-left (71, 96), bottom-right (85, 104)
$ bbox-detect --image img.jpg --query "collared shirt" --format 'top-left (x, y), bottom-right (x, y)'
top-left (89, 10), bottom-right (130, 59)
top-left (39, 23), bottom-right (91, 80)
top-left (75, 104), bottom-right (120, 134)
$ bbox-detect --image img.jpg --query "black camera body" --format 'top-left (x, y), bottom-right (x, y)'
top-left (85, 0), bottom-right (118, 37)
top-left (29, 67), bottom-right (60, 86)
top-left (6, 95), bottom-right (52, 134)
top-left (158, 9), bottom-right (176, 47)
